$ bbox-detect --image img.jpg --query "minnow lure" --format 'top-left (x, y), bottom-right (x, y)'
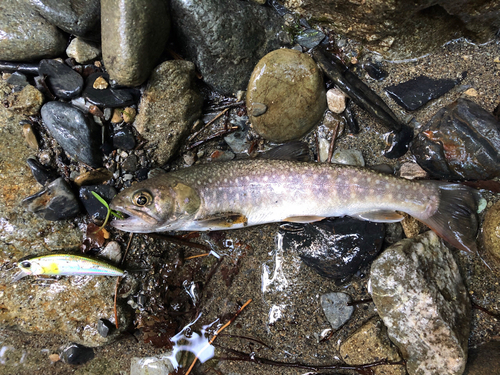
top-left (13, 254), bottom-right (124, 282)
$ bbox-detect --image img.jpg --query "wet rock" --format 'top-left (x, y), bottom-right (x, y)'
top-left (102, 0), bottom-right (170, 87)
top-left (370, 231), bottom-right (470, 375)
top-left (482, 200), bottom-right (500, 261)
top-left (339, 317), bottom-right (405, 375)
top-left (320, 292), bottom-right (354, 330)
top-left (464, 341), bottom-right (500, 375)
top-left (247, 49), bottom-right (326, 142)
top-left (73, 168), bottom-right (113, 186)
top-left (363, 62), bottom-right (388, 81)
top-left (66, 38), bottom-right (101, 64)
top-left (0, 0), bottom-right (67, 61)
top-left (41, 101), bottom-right (103, 167)
top-left (5, 85), bottom-right (43, 116)
top-left (79, 185), bottom-right (118, 222)
top-left (112, 125), bottom-right (136, 150)
top-left (6, 72), bottom-right (29, 88)
top-left (326, 88), bottom-right (347, 114)
top-left (280, 217), bottom-right (385, 282)
top-left (385, 75), bottom-right (463, 111)
top-left (134, 61), bottom-right (203, 165)
top-left (60, 343), bottom-right (95, 365)
top-left (26, 157), bottom-right (57, 186)
top-left (331, 149), bottom-right (365, 167)
top-left (170, 0), bottom-right (287, 95)
top-left (27, 0), bottom-right (100, 38)
top-left (23, 177), bottom-right (80, 221)
top-left (83, 73), bottom-right (138, 108)
top-left (39, 59), bottom-right (84, 100)
top-left (411, 98), bottom-right (500, 180)
top-left (399, 162), bottom-right (428, 180)
top-left (295, 28), bottom-right (326, 49)
top-left (122, 154), bottom-right (139, 173)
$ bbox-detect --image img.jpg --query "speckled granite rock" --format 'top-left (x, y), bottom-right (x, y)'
top-left (0, 0), bottom-right (67, 61)
top-left (370, 231), bottom-right (471, 375)
top-left (102, 0), bottom-right (170, 87)
top-left (133, 61), bottom-right (203, 166)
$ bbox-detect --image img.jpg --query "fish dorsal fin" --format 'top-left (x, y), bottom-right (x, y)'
top-left (195, 212), bottom-right (248, 228)
top-left (283, 216), bottom-right (326, 223)
top-left (351, 210), bottom-right (404, 223)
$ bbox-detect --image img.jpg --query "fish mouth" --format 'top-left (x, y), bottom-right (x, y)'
top-left (109, 205), bottom-right (162, 233)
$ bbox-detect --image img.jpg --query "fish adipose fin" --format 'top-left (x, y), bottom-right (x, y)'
top-left (351, 210), bottom-right (404, 223)
top-left (418, 182), bottom-right (479, 253)
top-left (283, 216), bottom-right (326, 223)
top-left (195, 212), bottom-right (248, 228)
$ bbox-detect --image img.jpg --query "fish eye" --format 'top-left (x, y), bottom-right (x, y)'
top-left (20, 261), bottom-right (31, 268)
top-left (133, 190), bottom-right (153, 207)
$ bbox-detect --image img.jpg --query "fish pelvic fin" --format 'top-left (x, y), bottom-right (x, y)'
top-left (418, 182), bottom-right (479, 253)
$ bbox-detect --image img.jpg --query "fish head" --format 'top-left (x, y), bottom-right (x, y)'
top-left (109, 176), bottom-right (201, 233)
top-left (12, 258), bottom-right (45, 281)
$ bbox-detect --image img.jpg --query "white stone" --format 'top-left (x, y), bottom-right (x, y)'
top-left (326, 87), bottom-right (346, 113)
top-left (66, 38), bottom-right (101, 64)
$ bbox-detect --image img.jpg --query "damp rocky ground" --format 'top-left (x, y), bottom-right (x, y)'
top-left (1, 1), bottom-right (500, 375)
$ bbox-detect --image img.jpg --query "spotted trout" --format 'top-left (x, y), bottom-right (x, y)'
top-left (110, 159), bottom-right (479, 252)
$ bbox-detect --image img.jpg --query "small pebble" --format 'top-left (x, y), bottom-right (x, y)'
top-left (38, 59), bottom-right (84, 100)
top-left (111, 108), bottom-right (123, 123)
top-left (464, 88), bottom-right (478, 97)
top-left (100, 241), bottom-right (122, 264)
top-left (22, 123), bottom-right (39, 150)
top-left (6, 85), bottom-right (44, 115)
top-left (112, 126), bottom-right (136, 150)
top-left (399, 162), bottom-right (428, 179)
top-left (93, 76), bottom-right (109, 90)
top-left (326, 88), bottom-right (346, 114)
top-left (48, 353), bottom-right (60, 362)
top-left (66, 38), bottom-right (101, 64)
top-left (122, 107), bottom-right (136, 123)
top-left (320, 292), bottom-right (354, 330)
top-left (331, 149), bottom-right (365, 167)
top-left (60, 344), bottom-right (94, 365)
top-left (122, 155), bottom-right (139, 172)
top-left (73, 168), bottom-right (113, 186)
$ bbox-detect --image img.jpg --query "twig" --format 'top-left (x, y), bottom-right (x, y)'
top-left (208, 101), bottom-right (245, 112)
top-left (185, 253), bottom-right (210, 260)
top-left (188, 108), bottom-right (229, 142)
top-left (472, 300), bottom-right (500, 320)
top-left (146, 233), bottom-right (210, 251)
top-left (185, 299), bottom-right (252, 375)
top-left (114, 233), bottom-right (134, 329)
top-left (327, 121), bottom-right (340, 163)
top-left (187, 126), bottom-right (239, 150)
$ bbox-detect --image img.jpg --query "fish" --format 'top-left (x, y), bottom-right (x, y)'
top-left (109, 159), bottom-right (479, 253)
top-left (13, 254), bottom-right (124, 282)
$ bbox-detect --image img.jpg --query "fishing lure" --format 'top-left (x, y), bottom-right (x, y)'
top-left (12, 254), bottom-right (124, 282)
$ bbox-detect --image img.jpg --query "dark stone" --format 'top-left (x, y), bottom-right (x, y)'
top-left (23, 178), bottom-right (80, 221)
top-left (97, 319), bottom-right (114, 338)
top-left (363, 62), bottom-right (388, 81)
top-left (7, 72), bottom-right (29, 88)
top-left (39, 59), bottom-right (84, 100)
top-left (60, 343), bottom-right (95, 365)
top-left (295, 28), bottom-right (326, 49)
top-left (122, 155), bottom-right (139, 173)
top-left (41, 101), bottom-right (103, 167)
top-left (79, 185), bottom-right (117, 222)
top-left (83, 73), bottom-right (138, 108)
top-left (464, 341), bottom-right (500, 375)
top-left (385, 74), bottom-right (465, 111)
top-left (26, 0), bottom-right (100, 38)
top-left (170, 0), bottom-right (288, 95)
top-left (411, 98), bottom-right (500, 180)
top-left (280, 217), bottom-right (385, 283)
top-left (112, 126), bottom-right (136, 150)
top-left (26, 157), bottom-right (57, 186)
top-left (101, 0), bottom-right (170, 86)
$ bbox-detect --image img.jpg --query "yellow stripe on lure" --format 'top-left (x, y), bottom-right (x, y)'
top-left (13, 254), bottom-right (124, 282)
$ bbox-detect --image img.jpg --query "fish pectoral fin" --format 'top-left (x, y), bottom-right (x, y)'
top-left (351, 210), bottom-right (404, 223)
top-left (195, 212), bottom-right (248, 228)
top-left (283, 216), bottom-right (326, 223)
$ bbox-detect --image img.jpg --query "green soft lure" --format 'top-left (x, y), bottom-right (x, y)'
top-left (13, 254), bottom-right (124, 282)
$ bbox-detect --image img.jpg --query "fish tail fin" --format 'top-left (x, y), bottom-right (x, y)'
top-left (418, 182), bottom-right (479, 253)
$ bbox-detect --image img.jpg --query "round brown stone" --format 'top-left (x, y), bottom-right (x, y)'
top-left (246, 48), bottom-right (326, 142)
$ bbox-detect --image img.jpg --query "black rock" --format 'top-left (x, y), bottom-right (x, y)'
top-left (280, 217), bottom-right (385, 283)
top-left (136, 168), bottom-right (149, 181)
top-left (41, 101), bottom-right (103, 167)
top-left (26, 157), bottom-right (57, 186)
top-left (363, 62), bottom-right (388, 81)
top-left (385, 74), bottom-right (465, 111)
top-left (39, 59), bottom-right (84, 100)
top-left (79, 185), bottom-right (117, 222)
top-left (83, 73), bottom-right (138, 108)
top-left (23, 178), bottom-right (80, 221)
top-left (411, 98), bottom-right (500, 180)
top-left (122, 154), bottom-right (139, 173)
top-left (170, 0), bottom-right (287, 95)
top-left (295, 29), bottom-right (326, 49)
top-left (60, 343), bottom-right (95, 365)
top-left (112, 126), bottom-right (136, 150)
top-left (26, 0), bottom-right (100, 38)
top-left (6, 72), bottom-right (29, 88)
top-left (97, 319), bottom-right (114, 338)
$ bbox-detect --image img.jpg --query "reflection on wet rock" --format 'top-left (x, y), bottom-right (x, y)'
top-left (320, 292), bottom-right (353, 330)
top-left (79, 185), bottom-right (117, 222)
top-left (41, 101), bottom-right (103, 167)
top-left (339, 317), bottom-right (405, 375)
top-left (370, 231), bottom-right (470, 375)
top-left (24, 177), bottom-right (80, 221)
top-left (247, 49), bottom-right (326, 142)
top-left (60, 343), bottom-right (95, 365)
top-left (280, 217), bottom-right (385, 282)
top-left (412, 98), bottom-right (500, 180)
top-left (481, 200), bottom-right (500, 261)
top-left (38, 59), bottom-right (84, 99)
top-left (385, 74), bottom-right (464, 111)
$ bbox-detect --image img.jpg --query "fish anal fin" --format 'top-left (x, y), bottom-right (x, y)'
top-left (351, 210), bottom-right (404, 223)
top-left (195, 212), bottom-right (248, 228)
top-left (283, 216), bottom-right (326, 223)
